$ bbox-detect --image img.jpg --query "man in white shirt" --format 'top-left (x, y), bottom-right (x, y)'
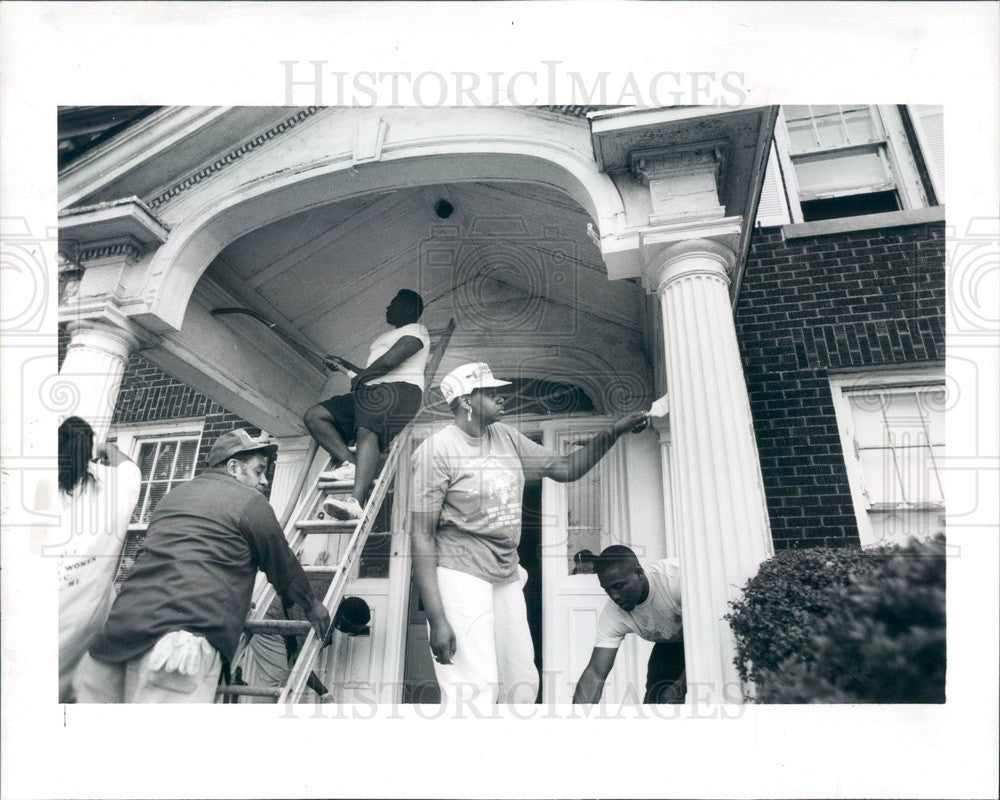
top-left (303, 289), bottom-right (430, 520)
top-left (573, 545), bottom-right (686, 704)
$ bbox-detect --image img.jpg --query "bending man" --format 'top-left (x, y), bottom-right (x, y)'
top-left (573, 545), bottom-right (685, 704)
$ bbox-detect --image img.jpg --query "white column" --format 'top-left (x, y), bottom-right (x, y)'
top-left (58, 319), bottom-right (139, 441)
top-left (650, 238), bottom-right (773, 704)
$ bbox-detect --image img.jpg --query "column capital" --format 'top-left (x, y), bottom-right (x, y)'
top-left (64, 317), bottom-right (141, 361)
top-left (61, 299), bottom-right (151, 354)
top-left (642, 238), bottom-right (738, 294)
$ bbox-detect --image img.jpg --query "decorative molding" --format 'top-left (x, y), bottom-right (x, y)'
top-left (59, 196), bottom-right (169, 256)
top-left (148, 107), bottom-right (322, 209)
top-left (352, 117), bottom-right (388, 165)
top-left (75, 236), bottom-right (143, 265)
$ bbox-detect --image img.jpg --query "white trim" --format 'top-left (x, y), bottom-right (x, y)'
top-left (828, 368), bottom-right (945, 548)
top-left (781, 205), bottom-right (945, 239)
top-left (908, 105), bottom-right (945, 201)
top-left (111, 418), bottom-right (206, 462)
top-left (772, 108), bottom-right (805, 224)
top-left (876, 105), bottom-right (930, 210)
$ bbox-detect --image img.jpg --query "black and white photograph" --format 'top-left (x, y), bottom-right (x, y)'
top-left (1, 4), bottom-right (997, 799)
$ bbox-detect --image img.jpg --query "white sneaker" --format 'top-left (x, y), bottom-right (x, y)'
top-left (319, 462), bottom-right (356, 482)
top-left (323, 496), bottom-right (363, 521)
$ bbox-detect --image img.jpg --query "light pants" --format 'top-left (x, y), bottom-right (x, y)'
top-left (432, 566), bottom-right (538, 710)
top-left (73, 632), bottom-right (222, 703)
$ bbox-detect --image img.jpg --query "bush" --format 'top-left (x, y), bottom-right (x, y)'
top-left (726, 534), bottom-right (946, 703)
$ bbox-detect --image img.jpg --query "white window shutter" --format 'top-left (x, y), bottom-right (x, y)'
top-left (755, 143), bottom-right (791, 226)
top-left (908, 105), bottom-right (944, 200)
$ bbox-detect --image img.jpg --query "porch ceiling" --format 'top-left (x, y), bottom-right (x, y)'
top-left (203, 180), bottom-right (650, 392)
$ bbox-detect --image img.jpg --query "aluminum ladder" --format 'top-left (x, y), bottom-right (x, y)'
top-left (216, 319), bottom-right (455, 703)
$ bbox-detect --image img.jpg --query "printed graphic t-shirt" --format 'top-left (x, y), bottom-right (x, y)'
top-left (410, 422), bottom-right (559, 584)
top-left (366, 323), bottom-right (430, 390)
top-left (594, 558), bottom-right (684, 648)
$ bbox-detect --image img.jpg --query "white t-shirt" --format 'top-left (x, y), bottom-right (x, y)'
top-left (594, 558), bottom-right (683, 648)
top-left (365, 323), bottom-right (430, 390)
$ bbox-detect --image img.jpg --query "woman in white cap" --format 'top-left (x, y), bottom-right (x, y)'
top-left (409, 362), bottom-right (648, 708)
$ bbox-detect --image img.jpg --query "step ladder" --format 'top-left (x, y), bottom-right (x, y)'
top-left (217, 319), bottom-right (455, 703)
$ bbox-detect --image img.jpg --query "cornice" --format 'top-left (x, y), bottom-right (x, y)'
top-left (148, 107), bottom-right (322, 210)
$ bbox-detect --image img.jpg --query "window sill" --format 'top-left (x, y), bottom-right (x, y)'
top-left (867, 502), bottom-right (945, 513)
top-left (781, 205), bottom-right (945, 240)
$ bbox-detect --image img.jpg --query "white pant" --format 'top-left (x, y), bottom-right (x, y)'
top-left (432, 566), bottom-right (538, 709)
top-left (73, 632), bottom-right (222, 703)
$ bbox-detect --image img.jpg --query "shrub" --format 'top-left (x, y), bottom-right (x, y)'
top-left (726, 535), bottom-right (946, 703)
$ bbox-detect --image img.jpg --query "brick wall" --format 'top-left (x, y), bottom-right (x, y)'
top-left (111, 356), bottom-right (258, 473)
top-left (736, 221), bottom-right (945, 550)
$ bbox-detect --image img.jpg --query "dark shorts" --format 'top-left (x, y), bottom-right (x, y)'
top-left (645, 640), bottom-right (686, 704)
top-left (319, 381), bottom-right (422, 451)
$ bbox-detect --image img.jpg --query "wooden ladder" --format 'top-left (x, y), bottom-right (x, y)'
top-left (217, 320), bottom-right (455, 703)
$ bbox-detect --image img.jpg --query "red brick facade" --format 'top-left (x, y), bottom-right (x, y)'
top-left (735, 221), bottom-right (946, 549)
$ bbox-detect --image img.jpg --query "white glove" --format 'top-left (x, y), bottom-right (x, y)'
top-left (148, 630), bottom-right (215, 676)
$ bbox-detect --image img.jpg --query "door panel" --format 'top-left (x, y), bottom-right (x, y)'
top-left (541, 420), bottom-right (645, 703)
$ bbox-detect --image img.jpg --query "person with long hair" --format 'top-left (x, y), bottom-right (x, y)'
top-left (54, 416), bottom-right (142, 702)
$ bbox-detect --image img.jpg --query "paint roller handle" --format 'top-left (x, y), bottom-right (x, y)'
top-left (323, 355), bottom-right (358, 379)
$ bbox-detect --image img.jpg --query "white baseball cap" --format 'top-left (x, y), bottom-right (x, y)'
top-left (439, 362), bottom-right (511, 404)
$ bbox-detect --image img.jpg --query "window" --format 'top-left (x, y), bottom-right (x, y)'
top-left (557, 430), bottom-right (609, 575)
top-left (110, 421), bottom-right (205, 586)
top-left (130, 434), bottom-right (202, 526)
top-left (757, 105), bottom-right (940, 226)
top-left (830, 370), bottom-right (945, 548)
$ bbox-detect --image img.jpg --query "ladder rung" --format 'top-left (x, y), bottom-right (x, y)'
top-left (302, 565), bottom-right (339, 575)
top-left (316, 479), bottom-right (354, 490)
top-left (245, 619), bottom-right (312, 634)
top-left (295, 519), bottom-right (356, 532)
top-left (216, 684), bottom-right (282, 698)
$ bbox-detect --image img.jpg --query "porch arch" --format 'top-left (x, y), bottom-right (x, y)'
top-left (132, 110), bottom-right (627, 333)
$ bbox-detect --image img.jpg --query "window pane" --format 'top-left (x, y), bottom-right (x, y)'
top-left (848, 393), bottom-right (888, 445)
top-left (919, 389), bottom-right (946, 445)
top-left (562, 434), bottom-right (604, 575)
top-left (176, 439), bottom-right (199, 479)
top-left (848, 385), bottom-right (945, 509)
top-left (814, 110), bottom-right (849, 149)
top-left (785, 105), bottom-right (878, 152)
top-left (786, 118), bottom-right (819, 153)
top-left (152, 441), bottom-right (178, 481)
top-left (130, 484), bottom-right (149, 525)
top-left (144, 482), bottom-right (170, 522)
top-left (793, 148), bottom-right (893, 198)
top-left (137, 442), bottom-right (158, 479)
top-left (842, 106), bottom-right (878, 145)
top-left (859, 448), bottom-right (899, 505)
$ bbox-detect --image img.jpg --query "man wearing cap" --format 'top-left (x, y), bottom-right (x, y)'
top-left (73, 429), bottom-right (331, 703)
top-left (409, 362), bottom-right (648, 708)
